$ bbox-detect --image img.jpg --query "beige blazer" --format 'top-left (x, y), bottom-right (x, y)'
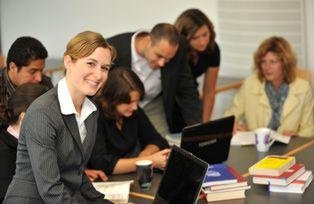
top-left (226, 75), bottom-right (314, 137)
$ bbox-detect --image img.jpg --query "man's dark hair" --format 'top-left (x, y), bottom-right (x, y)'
top-left (150, 23), bottom-right (180, 46)
top-left (6, 36), bottom-right (48, 71)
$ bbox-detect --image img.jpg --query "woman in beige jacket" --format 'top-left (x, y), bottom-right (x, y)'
top-left (226, 36), bottom-right (314, 137)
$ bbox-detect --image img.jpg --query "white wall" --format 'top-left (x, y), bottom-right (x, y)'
top-left (305, 0), bottom-right (314, 72)
top-left (1, 0), bottom-right (313, 78)
top-left (0, 0), bottom-right (217, 68)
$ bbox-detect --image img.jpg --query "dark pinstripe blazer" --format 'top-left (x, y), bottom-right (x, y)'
top-left (4, 87), bottom-right (110, 204)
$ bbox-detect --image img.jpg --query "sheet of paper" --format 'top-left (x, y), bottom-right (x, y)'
top-left (92, 180), bottom-right (133, 204)
top-left (231, 131), bottom-right (255, 146)
top-left (165, 133), bottom-right (182, 146)
top-left (231, 130), bottom-right (290, 146)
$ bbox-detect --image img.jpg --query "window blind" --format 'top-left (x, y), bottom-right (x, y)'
top-left (218, 0), bottom-right (306, 77)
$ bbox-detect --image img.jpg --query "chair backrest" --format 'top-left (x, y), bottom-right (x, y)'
top-left (296, 68), bottom-right (311, 81)
top-left (0, 54), bottom-right (5, 68)
top-left (215, 80), bottom-right (243, 94)
top-left (43, 66), bottom-right (65, 86)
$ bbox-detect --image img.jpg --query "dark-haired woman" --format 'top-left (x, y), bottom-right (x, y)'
top-left (175, 8), bottom-right (220, 121)
top-left (89, 68), bottom-right (170, 175)
top-left (0, 83), bottom-right (48, 202)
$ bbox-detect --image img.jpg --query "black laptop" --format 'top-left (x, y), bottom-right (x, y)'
top-left (153, 145), bottom-right (208, 204)
top-left (180, 115), bottom-right (235, 164)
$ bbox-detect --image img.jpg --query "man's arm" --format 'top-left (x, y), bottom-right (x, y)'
top-left (174, 38), bottom-right (202, 125)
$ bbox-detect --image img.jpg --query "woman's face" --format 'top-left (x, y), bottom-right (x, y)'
top-left (116, 91), bottom-right (140, 118)
top-left (65, 47), bottom-right (112, 98)
top-left (189, 25), bottom-right (210, 52)
top-left (260, 52), bottom-right (284, 85)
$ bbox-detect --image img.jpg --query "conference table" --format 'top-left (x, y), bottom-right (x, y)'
top-left (108, 137), bottom-right (314, 204)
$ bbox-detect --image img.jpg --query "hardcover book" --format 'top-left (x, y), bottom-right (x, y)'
top-left (205, 166), bottom-right (248, 191)
top-left (253, 164), bottom-right (305, 185)
top-left (249, 155), bottom-right (296, 176)
top-left (202, 164), bottom-right (237, 187)
top-left (205, 189), bottom-right (246, 202)
top-left (203, 185), bottom-right (250, 193)
top-left (269, 171), bottom-right (313, 194)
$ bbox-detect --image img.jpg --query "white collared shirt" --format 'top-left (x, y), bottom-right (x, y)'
top-left (131, 30), bottom-right (162, 107)
top-left (57, 77), bottom-right (97, 143)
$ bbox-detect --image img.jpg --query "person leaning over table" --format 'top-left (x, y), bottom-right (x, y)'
top-left (174, 8), bottom-right (220, 121)
top-left (225, 36), bottom-right (314, 137)
top-left (0, 83), bottom-right (48, 203)
top-left (3, 31), bottom-right (116, 204)
top-left (88, 68), bottom-right (170, 175)
top-left (107, 23), bottom-right (201, 137)
top-left (0, 36), bottom-right (53, 128)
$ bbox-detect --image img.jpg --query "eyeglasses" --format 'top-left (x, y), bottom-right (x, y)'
top-left (260, 60), bottom-right (280, 66)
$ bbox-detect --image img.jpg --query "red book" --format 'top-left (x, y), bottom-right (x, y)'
top-left (269, 170), bottom-right (313, 193)
top-left (252, 164), bottom-right (305, 185)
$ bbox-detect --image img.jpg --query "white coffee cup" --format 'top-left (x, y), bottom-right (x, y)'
top-left (254, 128), bottom-right (275, 152)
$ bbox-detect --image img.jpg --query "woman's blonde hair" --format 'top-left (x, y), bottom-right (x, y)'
top-left (254, 36), bottom-right (297, 83)
top-left (64, 31), bottom-right (116, 63)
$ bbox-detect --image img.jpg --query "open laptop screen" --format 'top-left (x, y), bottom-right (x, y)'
top-left (181, 115), bottom-right (235, 164)
top-left (153, 145), bottom-right (208, 204)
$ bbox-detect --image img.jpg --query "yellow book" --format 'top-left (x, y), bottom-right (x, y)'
top-left (249, 155), bottom-right (296, 176)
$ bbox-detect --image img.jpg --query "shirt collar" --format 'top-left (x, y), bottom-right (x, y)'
top-left (57, 77), bottom-right (96, 119)
top-left (131, 29), bottom-right (150, 70)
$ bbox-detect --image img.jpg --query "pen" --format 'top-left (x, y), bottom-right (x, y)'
top-left (129, 192), bottom-right (155, 200)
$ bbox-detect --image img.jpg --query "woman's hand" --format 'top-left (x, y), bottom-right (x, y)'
top-left (84, 169), bottom-right (108, 182)
top-left (148, 149), bottom-right (171, 170)
top-left (233, 122), bottom-right (247, 134)
top-left (282, 131), bottom-right (297, 137)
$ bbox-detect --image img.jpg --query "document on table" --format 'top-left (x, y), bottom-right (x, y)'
top-left (165, 132), bottom-right (182, 146)
top-left (231, 131), bottom-right (290, 146)
top-left (92, 180), bottom-right (133, 204)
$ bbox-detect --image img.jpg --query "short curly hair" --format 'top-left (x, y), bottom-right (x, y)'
top-left (253, 36), bottom-right (297, 83)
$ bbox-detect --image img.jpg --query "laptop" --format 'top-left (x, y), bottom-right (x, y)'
top-left (180, 115), bottom-right (235, 164)
top-left (153, 145), bottom-right (208, 204)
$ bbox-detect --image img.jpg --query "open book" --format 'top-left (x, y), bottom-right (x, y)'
top-left (92, 180), bottom-right (133, 204)
top-left (231, 130), bottom-right (290, 146)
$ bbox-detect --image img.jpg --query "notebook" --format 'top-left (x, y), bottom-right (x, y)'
top-left (153, 145), bottom-right (208, 204)
top-left (180, 115), bottom-right (234, 164)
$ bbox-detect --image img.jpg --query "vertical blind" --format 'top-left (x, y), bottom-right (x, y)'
top-left (217, 0), bottom-right (306, 77)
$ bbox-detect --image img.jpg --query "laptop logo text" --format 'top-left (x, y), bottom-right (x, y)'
top-left (198, 139), bottom-right (217, 147)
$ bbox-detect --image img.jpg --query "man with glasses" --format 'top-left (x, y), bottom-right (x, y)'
top-left (108, 23), bottom-right (201, 136)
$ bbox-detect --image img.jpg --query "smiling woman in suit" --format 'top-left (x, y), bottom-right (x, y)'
top-left (3, 31), bottom-right (116, 204)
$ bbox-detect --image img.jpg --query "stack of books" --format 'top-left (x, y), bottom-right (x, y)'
top-left (249, 155), bottom-right (313, 194)
top-left (201, 163), bottom-right (250, 202)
